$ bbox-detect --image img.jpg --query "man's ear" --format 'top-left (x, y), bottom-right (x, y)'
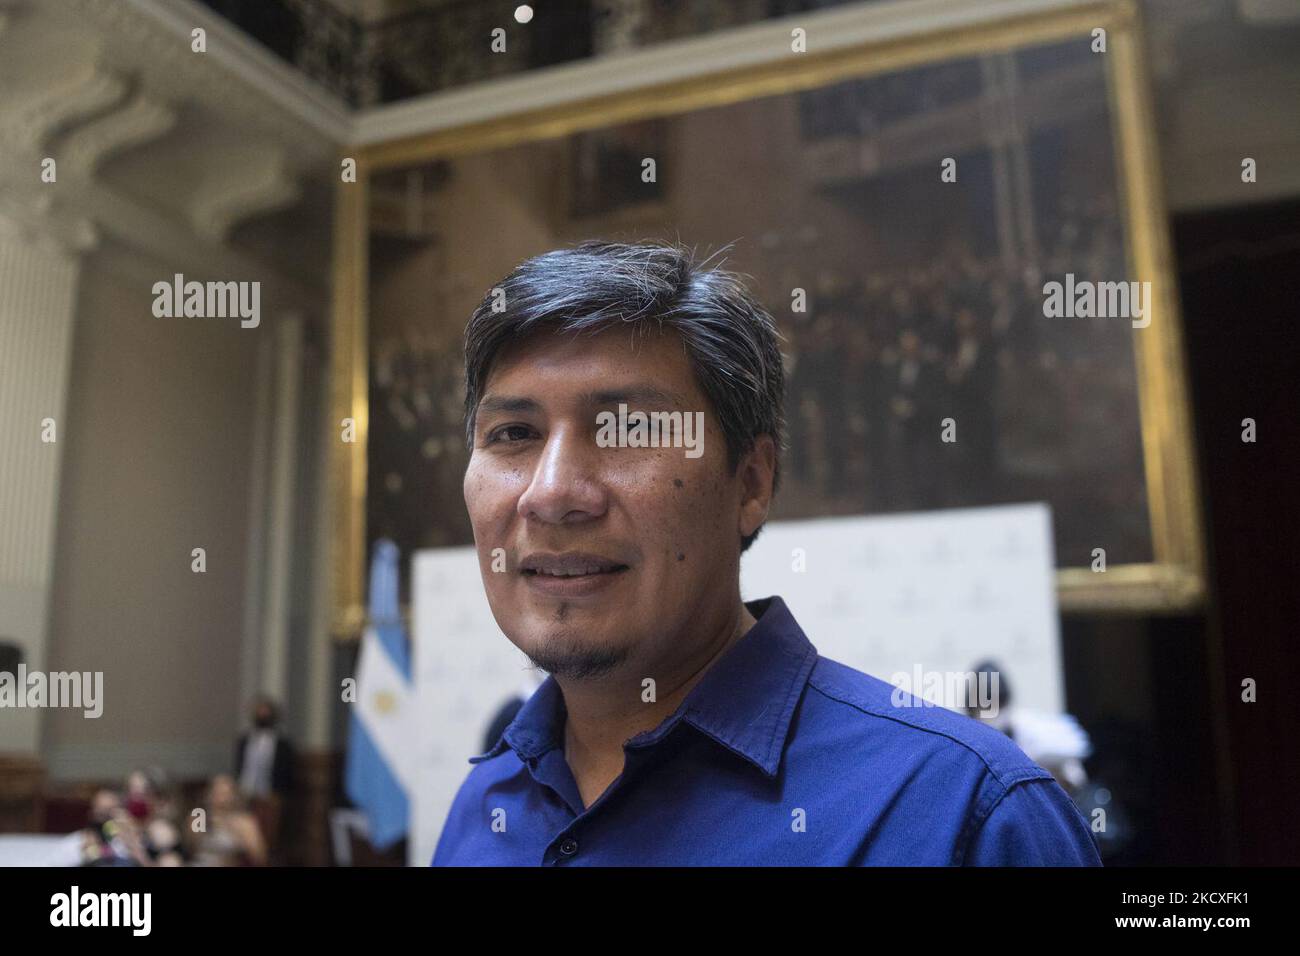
top-left (737, 434), bottom-right (777, 541)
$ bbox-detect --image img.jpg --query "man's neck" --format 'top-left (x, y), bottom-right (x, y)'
top-left (558, 599), bottom-right (758, 809)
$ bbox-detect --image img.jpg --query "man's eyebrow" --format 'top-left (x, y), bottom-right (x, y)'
top-left (582, 385), bottom-right (687, 408)
top-left (475, 395), bottom-right (542, 417)
top-left (474, 385), bottom-right (688, 420)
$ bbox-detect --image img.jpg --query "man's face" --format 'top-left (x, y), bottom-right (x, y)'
top-left (464, 324), bottom-right (769, 681)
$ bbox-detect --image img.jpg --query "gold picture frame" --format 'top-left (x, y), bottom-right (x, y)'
top-left (329, 0), bottom-right (1205, 635)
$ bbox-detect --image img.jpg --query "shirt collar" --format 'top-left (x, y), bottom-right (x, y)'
top-left (470, 595), bottom-right (818, 778)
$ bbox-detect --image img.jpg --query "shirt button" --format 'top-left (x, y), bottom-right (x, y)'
top-left (559, 838), bottom-right (579, 857)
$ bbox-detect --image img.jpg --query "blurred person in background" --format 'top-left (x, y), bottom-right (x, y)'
top-left (192, 774), bottom-right (267, 867)
top-left (235, 695), bottom-right (294, 859)
top-left (78, 788), bottom-right (147, 866)
top-left (235, 696), bottom-right (295, 799)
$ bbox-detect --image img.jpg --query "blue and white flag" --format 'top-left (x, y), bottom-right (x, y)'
top-left (345, 538), bottom-right (416, 850)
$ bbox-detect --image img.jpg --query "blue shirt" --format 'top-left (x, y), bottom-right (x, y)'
top-left (432, 595), bottom-right (1102, 866)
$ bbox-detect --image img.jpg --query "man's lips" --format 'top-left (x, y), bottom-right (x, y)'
top-left (518, 550), bottom-right (631, 597)
top-left (519, 551), bottom-right (630, 577)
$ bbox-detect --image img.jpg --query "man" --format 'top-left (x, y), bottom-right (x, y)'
top-left (234, 696), bottom-right (293, 863)
top-left (432, 239), bottom-right (1100, 866)
top-left (235, 696), bottom-right (294, 799)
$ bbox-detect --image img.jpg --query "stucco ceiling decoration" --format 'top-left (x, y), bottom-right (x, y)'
top-left (191, 154), bottom-right (304, 244)
top-left (57, 93), bottom-right (179, 179)
top-left (0, 0), bottom-right (338, 304)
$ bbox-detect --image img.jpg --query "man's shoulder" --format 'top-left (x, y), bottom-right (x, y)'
top-left (801, 654), bottom-right (1054, 790)
top-left (789, 654), bottom-right (1099, 864)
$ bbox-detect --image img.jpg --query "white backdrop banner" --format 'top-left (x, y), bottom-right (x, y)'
top-left (739, 503), bottom-right (1063, 713)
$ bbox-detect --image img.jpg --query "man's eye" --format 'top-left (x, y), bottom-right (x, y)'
top-left (486, 424), bottom-right (534, 444)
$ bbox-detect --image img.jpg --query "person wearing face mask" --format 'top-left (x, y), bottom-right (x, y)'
top-left (235, 696), bottom-right (295, 799)
top-left (234, 696), bottom-right (295, 862)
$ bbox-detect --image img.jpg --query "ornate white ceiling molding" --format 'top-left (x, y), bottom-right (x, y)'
top-left (189, 156), bottom-right (304, 244)
top-left (0, 191), bottom-right (98, 257)
top-left (83, 181), bottom-right (322, 316)
top-left (64, 0), bottom-right (351, 153)
top-left (6, 65), bottom-right (127, 154)
top-left (0, 0), bottom-right (329, 301)
top-left (56, 92), bottom-right (178, 178)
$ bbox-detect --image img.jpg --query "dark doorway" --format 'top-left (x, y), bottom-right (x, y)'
top-left (1173, 197), bottom-right (1300, 866)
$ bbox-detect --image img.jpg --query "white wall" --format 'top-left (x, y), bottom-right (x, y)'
top-left (40, 244), bottom-right (261, 780)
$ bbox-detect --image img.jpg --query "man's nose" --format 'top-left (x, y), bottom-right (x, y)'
top-left (516, 425), bottom-right (608, 525)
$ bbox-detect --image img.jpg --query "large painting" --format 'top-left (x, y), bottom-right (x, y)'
top-left (330, 0), bottom-right (1204, 628)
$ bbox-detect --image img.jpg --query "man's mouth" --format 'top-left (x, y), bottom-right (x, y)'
top-left (517, 551), bottom-right (632, 597)
top-left (519, 551), bottom-right (630, 578)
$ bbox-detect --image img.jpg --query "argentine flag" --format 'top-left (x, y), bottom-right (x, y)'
top-left (345, 538), bottom-right (416, 850)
